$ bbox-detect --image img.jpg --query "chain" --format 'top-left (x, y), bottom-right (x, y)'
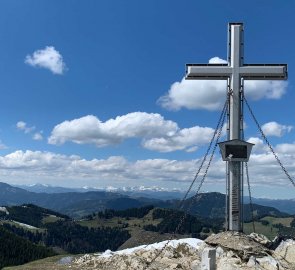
top-left (245, 162), bottom-right (256, 233)
top-left (178, 98), bottom-right (229, 209)
top-left (244, 96), bottom-right (295, 188)
top-left (142, 98), bottom-right (228, 270)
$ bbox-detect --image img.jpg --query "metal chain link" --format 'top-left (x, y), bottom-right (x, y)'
top-left (142, 98), bottom-right (228, 270)
top-left (244, 96), bottom-right (295, 188)
top-left (178, 98), bottom-right (229, 210)
top-left (245, 162), bottom-right (256, 233)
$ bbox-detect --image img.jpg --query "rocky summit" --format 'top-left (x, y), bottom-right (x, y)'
top-left (68, 233), bottom-right (295, 270)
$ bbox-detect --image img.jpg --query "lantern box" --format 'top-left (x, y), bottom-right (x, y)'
top-left (218, 139), bottom-right (254, 162)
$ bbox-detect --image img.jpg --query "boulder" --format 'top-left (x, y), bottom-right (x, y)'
top-left (249, 232), bottom-right (272, 247)
top-left (274, 239), bottom-right (295, 265)
top-left (205, 231), bottom-right (270, 260)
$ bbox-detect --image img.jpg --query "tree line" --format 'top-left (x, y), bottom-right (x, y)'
top-left (143, 208), bottom-right (223, 237)
top-left (87, 205), bottom-right (154, 219)
top-left (2, 220), bottom-right (130, 255)
top-left (0, 226), bottom-right (55, 269)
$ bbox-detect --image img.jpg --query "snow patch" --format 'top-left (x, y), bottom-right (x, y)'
top-left (13, 221), bottom-right (38, 230)
top-left (99, 238), bottom-right (203, 258)
top-left (0, 207), bottom-right (9, 215)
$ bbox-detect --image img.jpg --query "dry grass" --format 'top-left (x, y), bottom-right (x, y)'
top-left (243, 216), bottom-right (293, 240)
top-left (243, 221), bottom-right (279, 240)
top-left (3, 255), bottom-right (79, 270)
top-left (261, 216), bottom-right (293, 227)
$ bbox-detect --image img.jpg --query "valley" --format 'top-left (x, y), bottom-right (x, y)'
top-left (0, 182), bottom-right (294, 269)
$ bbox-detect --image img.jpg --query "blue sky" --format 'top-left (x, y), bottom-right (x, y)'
top-left (0, 0), bottom-right (295, 198)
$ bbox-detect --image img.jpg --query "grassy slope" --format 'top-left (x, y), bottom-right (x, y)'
top-left (3, 255), bottom-right (80, 270)
top-left (243, 216), bottom-right (294, 240)
top-left (77, 208), bottom-right (162, 237)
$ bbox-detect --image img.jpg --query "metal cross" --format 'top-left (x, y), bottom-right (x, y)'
top-left (185, 23), bottom-right (287, 231)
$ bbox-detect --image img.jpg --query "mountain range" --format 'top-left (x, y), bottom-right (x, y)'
top-left (0, 182), bottom-right (293, 219)
top-left (13, 182), bottom-right (295, 215)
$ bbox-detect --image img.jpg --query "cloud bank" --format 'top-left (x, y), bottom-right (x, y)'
top-left (0, 147), bottom-right (294, 189)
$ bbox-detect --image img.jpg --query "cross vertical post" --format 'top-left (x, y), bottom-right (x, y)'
top-left (185, 22), bottom-right (287, 232)
top-left (228, 23), bottom-right (243, 231)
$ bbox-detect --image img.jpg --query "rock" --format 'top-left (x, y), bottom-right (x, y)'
top-left (69, 236), bottom-right (295, 270)
top-left (205, 231), bottom-right (270, 260)
top-left (274, 239), bottom-right (295, 265)
top-left (72, 239), bottom-right (202, 270)
top-left (246, 256), bottom-right (257, 267)
top-left (58, 256), bottom-right (74, 265)
top-left (217, 256), bottom-right (241, 270)
top-left (249, 233), bottom-right (272, 247)
top-left (216, 246), bottom-right (224, 258)
top-left (256, 256), bottom-right (279, 270)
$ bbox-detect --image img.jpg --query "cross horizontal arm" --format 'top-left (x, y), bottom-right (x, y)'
top-left (240, 64), bottom-right (287, 80)
top-left (186, 64), bottom-right (232, 80)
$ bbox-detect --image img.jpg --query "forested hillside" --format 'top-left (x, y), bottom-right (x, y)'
top-left (0, 226), bottom-right (55, 269)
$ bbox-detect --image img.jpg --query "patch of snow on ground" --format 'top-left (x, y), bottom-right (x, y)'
top-left (0, 207), bottom-right (9, 215)
top-left (13, 221), bottom-right (38, 229)
top-left (99, 238), bottom-right (203, 258)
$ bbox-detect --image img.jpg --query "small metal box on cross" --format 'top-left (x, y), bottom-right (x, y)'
top-left (185, 23), bottom-right (287, 231)
top-left (218, 139), bottom-right (254, 162)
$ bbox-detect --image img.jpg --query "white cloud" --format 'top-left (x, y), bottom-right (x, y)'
top-left (48, 113), bottom-right (214, 152)
top-left (158, 77), bottom-right (227, 111)
top-left (16, 121), bottom-right (43, 141)
top-left (158, 57), bottom-right (288, 111)
top-left (208, 57), bottom-right (228, 64)
top-left (0, 150), bottom-right (199, 183)
top-left (16, 121), bottom-right (35, 134)
top-left (0, 141), bottom-right (7, 150)
top-left (247, 137), bottom-right (266, 153)
top-left (275, 143), bottom-right (295, 155)
top-left (0, 149), bottom-right (294, 190)
top-left (142, 126), bottom-right (214, 152)
top-left (25, 46), bottom-right (66, 75)
top-left (33, 132), bottom-right (43, 141)
top-left (261, 121), bottom-right (293, 137)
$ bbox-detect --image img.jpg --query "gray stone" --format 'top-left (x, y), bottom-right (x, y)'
top-left (205, 231), bottom-right (270, 260)
top-left (249, 232), bottom-right (272, 247)
top-left (274, 239), bottom-right (295, 265)
top-left (58, 256), bottom-right (74, 265)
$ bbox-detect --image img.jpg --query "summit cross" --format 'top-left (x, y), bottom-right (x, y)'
top-left (185, 23), bottom-right (287, 231)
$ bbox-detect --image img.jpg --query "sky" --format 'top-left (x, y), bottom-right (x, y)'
top-left (0, 0), bottom-right (295, 199)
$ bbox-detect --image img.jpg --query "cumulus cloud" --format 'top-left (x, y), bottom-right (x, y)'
top-left (16, 121), bottom-right (43, 141)
top-left (48, 113), bottom-right (215, 152)
top-left (16, 121), bottom-right (35, 134)
top-left (261, 121), bottom-right (293, 137)
top-left (25, 46), bottom-right (66, 75)
top-left (142, 126), bottom-right (214, 152)
top-left (275, 143), bottom-right (295, 155)
top-left (33, 132), bottom-right (43, 141)
top-left (247, 137), bottom-right (266, 153)
top-left (158, 57), bottom-right (288, 111)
